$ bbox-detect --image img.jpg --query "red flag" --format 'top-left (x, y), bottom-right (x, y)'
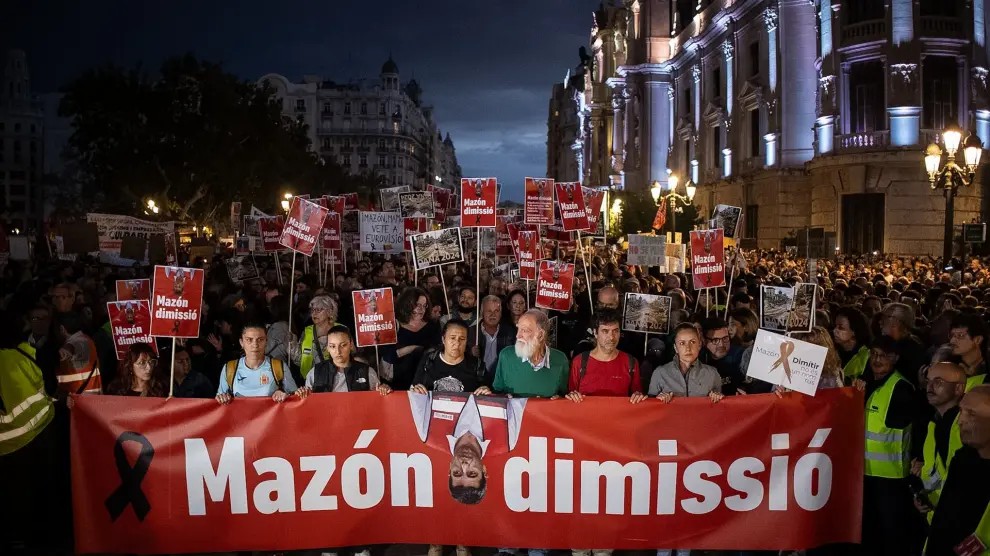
top-left (653, 197), bottom-right (668, 231)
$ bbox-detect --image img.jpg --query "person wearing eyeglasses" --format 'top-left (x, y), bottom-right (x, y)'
top-left (947, 312), bottom-right (988, 391)
top-left (698, 317), bottom-right (757, 395)
top-left (288, 294), bottom-right (340, 380)
top-left (384, 287), bottom-right (441, 391)
top-left (851, 335), bottom-right (921, 556)
top-left (911, 362), bottom-right (967, 524)
top-left (105, 343), bottom-right (166, 397)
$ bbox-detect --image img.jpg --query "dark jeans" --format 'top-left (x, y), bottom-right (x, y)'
top-left (862, 476), bottom-right (923, 556)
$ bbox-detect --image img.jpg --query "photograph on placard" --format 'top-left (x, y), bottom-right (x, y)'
top-left (622, 293), bottom-right (673, 334)
top-left (786, 283), bottom-right (818, 333)
top-left (399, 191), bottom-right (435, 219)
top-left (410, 228), bottom-right (464, 270)
top-left (225, 256), bottom-right (259, 284)
top-left (380, 185), bottom-right (410, 212)
top-left (760, 285), bottom-right (796, 332)
top-left (712, 205), bottom-right (743, 239)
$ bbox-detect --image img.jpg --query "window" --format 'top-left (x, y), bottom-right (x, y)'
top-left (845, 0), bottom-right (885, 24)
top-left (842, 193), bottom-right (884, 253)
top-left (749, 109), bottom-right (761, 158)
top-left (342, 138), bottom-right (351, 148)
top-left (360, 102), bottom-right (368, 115)
top-left (323, 102), bottom-right (332, 113)
top-left (849, 60), bottom-right (886, 133)
top-left (923, 57), bottom-right (958, 130)
top-left (10, 183), bottom-right (25, 195)
top-left (30, 124), bottom-right (35, 133)
top-left (321, 138), bottom-right (332, 149)
top-left (344, 102), bottom-right (351, 115)
top-left (378, 138), bottom-right (386, 149)
top-left (359, 154), bottom-right (368, 167)
top-left (745, 205), bottom-right (759, 238)
top-left (295, 99), bottom-right (305, 111)
top-left (920, 0), bottom-right (957, 16)
top-left (380, 103), bottom-right (386, 116)
top-left (749, 42), bottom-right (760, 76)
top-left (711, 67), bottom-right (721, 100)
top-left (682, 88), bottom-right (691, 114)
top-left (712, 126), bottom-right (721, 174)
top-left (378, 155), bottom-right (386, 166)
top-left (14, 123), bottom-right (20, 132)
top-left (683, 140), bottom-right (691, 173)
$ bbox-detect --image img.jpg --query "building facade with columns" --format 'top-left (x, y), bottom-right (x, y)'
top-left (259, 57), bottom-right (461, 191)
top-left (0, 49), bottom-right (45, 234)
top-left (567, 0), bottom-right (990, 255)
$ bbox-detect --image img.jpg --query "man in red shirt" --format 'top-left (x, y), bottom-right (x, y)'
top-left (566, 310), bottom-right (647, 403)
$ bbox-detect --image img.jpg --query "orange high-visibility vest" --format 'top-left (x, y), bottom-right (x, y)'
top-left (56, 335), bottom-right (103, 396)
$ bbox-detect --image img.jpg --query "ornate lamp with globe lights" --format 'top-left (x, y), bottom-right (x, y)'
top-left (924, 125), bottom-right (983, 268)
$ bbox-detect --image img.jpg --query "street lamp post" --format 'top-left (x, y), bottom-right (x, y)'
top-left (650, 174), bottom-right (697, 235)
top-left (924, 126), bottom-right (983, 267)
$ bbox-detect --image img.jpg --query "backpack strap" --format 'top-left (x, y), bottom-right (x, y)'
top-left (578, 351), bottom-right (591, 385)
top-left (270, 358), bottom-right (284, 390)
top-left (628, 353), bottom-right (635, 378)
top-left (225, 360), bottom-right (238, 392)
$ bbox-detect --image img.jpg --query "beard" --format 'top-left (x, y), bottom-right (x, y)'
top-left (458, 302), bottom-right (475, 314)
top-left (514, 339), bottom-right (535, 360)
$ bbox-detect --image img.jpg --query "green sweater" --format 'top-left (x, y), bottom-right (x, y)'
top-left (493, 345), bottom-right (569, 398)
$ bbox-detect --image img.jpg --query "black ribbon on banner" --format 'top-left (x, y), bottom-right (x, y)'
top-left (104, 431), bottom-right (154, 522)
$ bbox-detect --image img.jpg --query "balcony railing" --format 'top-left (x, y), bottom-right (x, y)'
top-left (837, 130), bottom-right (890, 151)
top-left (842, 19), bottom-right (887, 45)
top-left (920, 16), bottom-right (963, 38)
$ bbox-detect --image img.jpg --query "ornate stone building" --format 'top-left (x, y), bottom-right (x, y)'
top-left (566, 0), bottom-right (990, 255)
top-left (0, 49), bottom-right (44, 234)
top-left (260, 57), bottom-right (461, 191)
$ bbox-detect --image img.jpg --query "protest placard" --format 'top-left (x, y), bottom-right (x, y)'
top-left (149, 266), bottom-right (205, 338)
top-left (690, 228), bottom-right (726, 289)
top-left (106, 300), bottom-right (157, 360)
top-left (279, 197), bottom-right (329, 256)
top-left (460, 177), bottom-right (497, 227)
top-left (352, 288), bottom-right (398, 347)
top-left (554, 181), bottom-right (589, 231)
top-left (115, 279), bottom-right (151, 302)
top-left (622, 293), bottom-right (673, 334)
top-left (627, 234), bottom-right (666, 267)
top-left (535, 260), bottom-right (574, 311)
top-left (411, 228), bottom-right (464, 270)
top-left (746, 329), bottom-right (828, 396)
top-left (399, 191), bottom-right (435, 219)
top-left (524, 177), bottom-right (554, 225)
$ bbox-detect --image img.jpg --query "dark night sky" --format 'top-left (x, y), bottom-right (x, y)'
top-left (1, 0), bottom-right (600, 200)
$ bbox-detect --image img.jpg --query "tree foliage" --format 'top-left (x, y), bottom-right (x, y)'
top-left (59, 55), bottom-right (371, 224)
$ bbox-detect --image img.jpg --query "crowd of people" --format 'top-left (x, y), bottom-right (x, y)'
top-left (2, 244), bottom-right (990, 556)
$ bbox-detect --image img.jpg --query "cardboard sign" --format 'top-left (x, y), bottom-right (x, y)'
top-left (760, 285), bottom-right (796, 332)
top-left (535, 260), bottom-right (574, 311)
top-left (411, 228), bottom-right (464, 270)
top-left (399, 191), bottom-right (435, 219)
top-left (234, 236), bottom-right (250, 256)
top-left (428, 185), bottom-right (452, 223)
top-left (380, 186), bottom-right (411, 212)
top-left (225, 256), bottom-right (259, 284)
top-left (622, 293), bottom-right (673, 335)
top-left (116, 279), bottom-right (151, 302)
top-left (554, 181), bottom-right (589, 231)
top-left (627, 234), bottom-right (666, 267)
top-left (149, 266), bottom-right (205, 338)
top-left (359, 212), bottom-right (404, 254)
top-left (787, 283), bottom-right (818, 333)
top-left (690, 228), bottom-right (726, 289)
top-left (352, 288), bottom-right (398, 347)
top-left (403, 217), bottom-right (428, 251)
top-left (712, 205), bottom-right (743, 239)
top-left (343, 193), bottom-right (359, 211)
top-left (258, 216), bottom-right (285, 252)
top-left (106, 300), bottom-right (157, 360)
top-left (524, 177), bottom-right (555, 225)
top-left (583, 187), bottom-right (606, 235)
top-left (279, 197), bottom-right (329, 256)
top-left (322, 212), bottom-right (342, 250)
top-left (61, 222), bottom-right (101, 255)
top-left (495, 216), bottom-right (515, 257)
top-left (460, 177), bottom-right (497, 227)
top-left (517, 230), bottom-right (541, 280)
top-left (746, 329), bottom-right (828, 396)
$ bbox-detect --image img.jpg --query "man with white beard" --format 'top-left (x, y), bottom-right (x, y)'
top-left (493, 309), bottom-right (569, 398)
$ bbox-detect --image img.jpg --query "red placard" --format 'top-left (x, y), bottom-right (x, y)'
top-left (351, 288), bottom-right (398, 347)
top-left (427, 185), bottom-right (451, 223)
top-left (517, 230), bottom-right (540, 280)
top-left (535, 260), bottom-right (575, 310)
top-left (325, 196), bottom-right (346, 216)
top-left (115, 279), bottom-right (151, 302)
top-left (495, 216), bottom-right (515, 257)
top-left (149, 265), bottom-right (204, 338)
top-left (279, 197), bottom-right (329, 256)
top-left (460, 177), bottom-right (497, 227)
top-left (524, 177), bottom-right (554, 225)
top-left (690, 228), bottom-right (727, 290)
top-left (403, 218), bottom-right (428, 251)
top-left (258, 216), bottom-right (285, 252)
top-left (582, 187), bottom-right (605, 235)
top-left (70, 389), bottom-right (864, 554)
top-left (322, 212), bottom-right (342, 250)
top-left (343, 193), bottom-right (359, 211)
top-left (325, 248), bottom-right (344, 273)
top-left (554, 182), bottom-right (589, 231)
top-left (106, 300), bottom-right (157, 360)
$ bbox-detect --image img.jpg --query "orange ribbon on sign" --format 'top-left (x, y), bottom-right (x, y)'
top-left (769, 340), bottom-right (795, 382)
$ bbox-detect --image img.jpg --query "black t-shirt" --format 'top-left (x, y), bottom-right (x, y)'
top-left (412, 350), bottom-right (487, 393)
top-left (926, 446), bottom-right (990, 556)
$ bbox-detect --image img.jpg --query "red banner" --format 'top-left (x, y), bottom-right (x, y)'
top-left (461, 177), bottom-right (497, 227)
top-left (70, 389), bottom-right (863, 554)
top-left (690, 228), bottom-right (727, 290)
top-left (555, 182), bottom-right (589, 232)
top-left (280, 197), bottom-right (329, 256)
top-left (524, 177), bottom-right (554, 225)
top-left (106, 300), bottom-right (157, 360)
top-left (582, 187), bottom-right (605, 235)
top-left (535, 260), bottom-right (575, 311)
top-left (258, 216), bottom-right (285, 252)
top-left (352, 287), bottom-right (398, 347)
top-left (517, 230), bottom-right (540, 280)
top-left (115, 279), bottom-right (151, 302)
top-left (653, 197), bottom-right (667, 231)
top-left (149, 265), bottom-right (204, 338)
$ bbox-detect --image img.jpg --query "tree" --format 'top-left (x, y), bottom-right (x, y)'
top-left (59, 55), bottom-right (344, 224)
